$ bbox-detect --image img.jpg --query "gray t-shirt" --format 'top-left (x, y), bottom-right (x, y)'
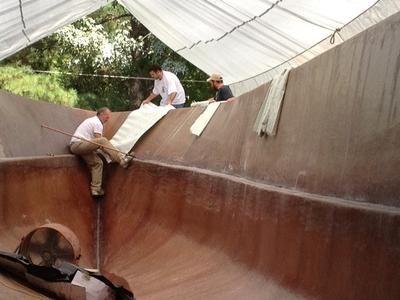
top-left (214, 85), bottom-right (234, 101)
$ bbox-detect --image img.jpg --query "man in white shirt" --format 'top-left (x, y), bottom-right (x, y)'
top-left (70, 107), bottom-right (132, 196)
top-left (142, 64), bottom-right (186, 108)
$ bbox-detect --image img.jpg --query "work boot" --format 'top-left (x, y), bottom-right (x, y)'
top-left (120, 155), bottom-right (133, 169)
top-left (91, 188), bottom-right (104, 196)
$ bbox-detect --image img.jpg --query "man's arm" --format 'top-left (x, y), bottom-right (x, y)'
top-left (142, 92), bottom-right (157, 104)
top-left (208, 92), bottom-right (217, 103)
top-left (166, 92), bottom-right (177, 105)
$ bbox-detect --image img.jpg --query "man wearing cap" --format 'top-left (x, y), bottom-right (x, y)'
top-left (142, 64), bottom-right (186, 108)
top-left (207, 73), bottom-right (235, 102)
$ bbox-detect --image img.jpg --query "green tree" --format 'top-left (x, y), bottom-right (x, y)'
top-left (0, 65), bottom-right (78, 106)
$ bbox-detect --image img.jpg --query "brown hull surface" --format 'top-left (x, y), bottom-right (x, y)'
top-left (1, 10), bottom-right (400, 300)
top-left (101, 160), bottom-right (400, 300)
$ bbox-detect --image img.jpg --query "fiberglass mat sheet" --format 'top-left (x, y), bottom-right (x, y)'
top-left (110, 103), bottom-right (174, 153)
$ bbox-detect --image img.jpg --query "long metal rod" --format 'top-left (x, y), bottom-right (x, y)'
top-left (41, 124), bottom-right (131, 157)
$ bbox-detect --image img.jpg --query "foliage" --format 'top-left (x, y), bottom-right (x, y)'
top-left (2, 2), bottom-right (210, 111)
top-left (0, 65), bottom-right (78, 106)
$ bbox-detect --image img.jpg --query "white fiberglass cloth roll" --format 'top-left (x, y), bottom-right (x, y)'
top-left (110, 103), bottom-right (174, 153)
top-left (190, 102), bottom-right (220, 137)
top-left (254, 68), bottom-right (290, 136)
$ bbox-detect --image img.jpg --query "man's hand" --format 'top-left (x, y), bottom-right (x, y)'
top-left (142, 92), bottom-right (157, 105)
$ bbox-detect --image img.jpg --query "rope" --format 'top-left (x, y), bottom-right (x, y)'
top-left (32, 69), bottom-right (207, 83)
top-left (330, 28), bottom-right (342, 44)
top-left (18, 0), bottom-right (26, 28)
top-left (177, 0), bottom-right (336, 52)
top-left (18, 0), bottom-right (31, 42)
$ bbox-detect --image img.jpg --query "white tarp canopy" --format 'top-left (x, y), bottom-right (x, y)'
top-left (0, 0), bottom-right (111, 63)
top-left (1, 0), bottom-right (400, 95)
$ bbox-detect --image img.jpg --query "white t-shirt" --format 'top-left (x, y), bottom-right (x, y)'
top-left (70, 116), bottom-right (103, 144)
top-left (152, 70), bottom-right (186, 106)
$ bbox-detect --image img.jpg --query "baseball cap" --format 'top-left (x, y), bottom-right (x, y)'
top-left (206, 73), bottom-right (223, 82)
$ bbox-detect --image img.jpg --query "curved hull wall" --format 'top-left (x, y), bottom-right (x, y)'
top-left (0, 10), bottom-right (399, 300)
top-left (101, 160), bottom-right (400, 299)
top-left (0, 156), bottom-right (96, 267)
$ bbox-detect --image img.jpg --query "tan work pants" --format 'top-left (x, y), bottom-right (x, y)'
top-left (70, 138), bottom-right (122, 191)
